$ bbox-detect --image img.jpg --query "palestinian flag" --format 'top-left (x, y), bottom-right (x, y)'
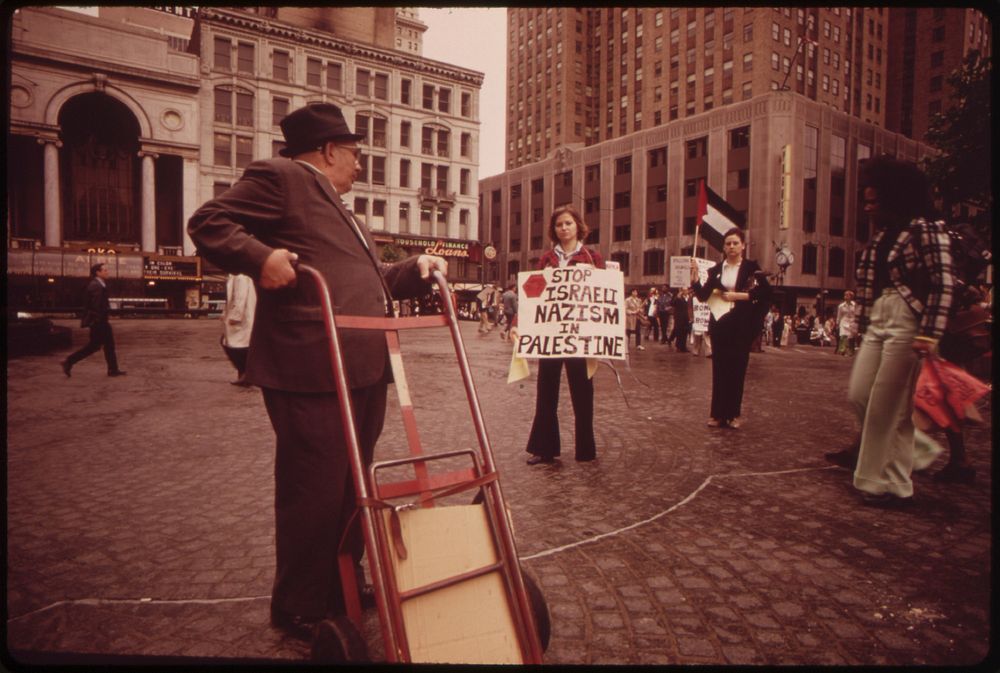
top-left (697, 180), bottom-right (745, 251)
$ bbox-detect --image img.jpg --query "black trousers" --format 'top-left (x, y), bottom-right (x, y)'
top-left (66, 322), bottom-right (119, 372)
top-left (708, 317), bottom-right (753, 421)
top-left (221, 339), bottom-right (248, 376)
top-left (261, 383), bottom-right (386, 620)
top-left (672, 323), bottom-right (690, 352)
top-left (657, 311), bottom-right (671, 343)
top-left (526, 358), bottom-right (595, 460)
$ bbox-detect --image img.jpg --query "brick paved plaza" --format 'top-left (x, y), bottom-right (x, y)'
top-left (5, 317), bottom-right (993, 666)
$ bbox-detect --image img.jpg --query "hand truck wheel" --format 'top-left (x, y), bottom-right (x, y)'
top-left (310, 615), bottom-right (368, 663)
top-left (521, 568), bottom-right (551, 652)
top-left (471, 490), bottom-right (551, 652)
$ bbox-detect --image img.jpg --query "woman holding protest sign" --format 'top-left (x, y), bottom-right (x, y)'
top-left (690, 228), bottom-right (772, 429)
top-left (524, 205), bottom-right (605, 465)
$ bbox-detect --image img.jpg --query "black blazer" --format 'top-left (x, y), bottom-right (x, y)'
top-left (692, 259), bottom-right (772, 336)
top-left (80, 278), bottom-right (110, 328)
top-left (188, 159), bottom-right (430, 393)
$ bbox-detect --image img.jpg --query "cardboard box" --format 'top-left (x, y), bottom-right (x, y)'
top-left (384, 504), bottom-right (522, 664)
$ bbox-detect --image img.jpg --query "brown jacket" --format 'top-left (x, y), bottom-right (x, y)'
top-left (188, 158), bottom-right (430, 392)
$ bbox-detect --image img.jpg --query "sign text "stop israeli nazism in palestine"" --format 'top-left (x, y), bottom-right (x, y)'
top-left (515, 267), bottom-right (626, 360)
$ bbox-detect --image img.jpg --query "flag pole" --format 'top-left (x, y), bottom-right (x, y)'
top-left (693, 179), bottom-right (705, 261)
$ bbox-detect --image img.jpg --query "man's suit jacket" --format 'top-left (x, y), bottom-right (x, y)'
top-left (80, 278), bottom-right (110, 328)
top-left (692, 259), bottom-right (772, 339)
top-left (188, 158), bottom-right (430, 393)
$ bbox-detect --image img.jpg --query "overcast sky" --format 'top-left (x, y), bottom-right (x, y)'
top-left (420, 7), bottom-right (508, 178)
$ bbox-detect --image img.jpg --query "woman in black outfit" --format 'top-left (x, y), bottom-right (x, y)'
top-left (690, 228), bottom-right (772, 428)
top-left (524, 205), bottom-right (604, 464)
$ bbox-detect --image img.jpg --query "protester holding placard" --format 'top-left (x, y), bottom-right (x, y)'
top-left (690, 228), bottom-right (772, 429)
top-left (625, 289), bottom-right (645, 351)
top-left (524, 205), bottom-right (605, 465)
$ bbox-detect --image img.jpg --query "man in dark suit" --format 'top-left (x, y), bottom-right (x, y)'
top-left (187, 103), bottom-right (448, 642)
top-left (61, 262), bottom-right (125, 377)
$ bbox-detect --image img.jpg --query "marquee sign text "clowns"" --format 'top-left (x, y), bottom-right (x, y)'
top-left (515, 267), bottom-right (626, 360)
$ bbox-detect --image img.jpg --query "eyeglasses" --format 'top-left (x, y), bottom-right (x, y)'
top-left (335, 145), bottom-right (362, 160)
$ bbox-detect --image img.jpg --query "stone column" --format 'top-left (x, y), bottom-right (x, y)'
top-left (139, 151), bottom-right (158, 252)
top-left (39, 138), bottom-right (62, 247)
top-left (181, 157), bottom-right (200, 256)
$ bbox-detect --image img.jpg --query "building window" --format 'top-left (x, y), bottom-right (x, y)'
top-left (647, 220), bottom-right (667, 239)
top-left (613, 224), bottom-right (631, 241)
top-left (727, 169), bottom-right (750, 191)
top-left (357, 69), bottom-right (371, 97)
top-left (684, 179), bottom-right (698, 198)
top-left (460, 168), bottom-right (470, 195)
top-left (213, 182), bottom-right (231, 198)
top-left (930, 75), bottom-right (943, 92)
top-left (460, 133), bottom-right (471, 157)
top-left (374, 73), bottom-right (389, 101)
top-left (615, 155), bottom-right (632, 175)
top-left (327, 62), bottom-right (343, 91)
top-left (400, 121), bottom-right (411, 149)
top-left (438, 88), bottom-right (451, 113)
top-left (307, 57), bottom-right (322, 86)
top-left (422, 84), bottom-right (435, 110)
top-left (214, 133), bottom-right (231, 166)
top-left (686, 137), bottom-right (707, 158)
top-left (461, 91), bottom-right (472, 117)
top-left (730, 125), bottom-right (750, 149)
top-left (436, 165), bottom-right (449, 193)
top-left (930, 51), bottom-right (944, 68)
top-left (829, 247), bottom-right (845, 277)
top-left (399, 159), bottom-right (410, 188)
top-left (371, 156), bottom-right (386, 186)
top-left (802, 244), bottom-right (817, 274)
top-left (932, 26), bottom-right (944, 42)
top-left (273, 50), bottom-right (290, 81)
top-left (271, 140), bottom-right (285, 157)
top-left (401, 78), bottom-right (412, 105)
top-left (643, 249), bottom-right (665, 275)
top-left (237, 42), bottom-right (254, 74)
top-left (437, 129), bottom-right (450, 158)
top-left (610, 251), bottom-right (629, 272)
top-left (614, 191), bottom-right (631, 209)
top-left (272, 96), bottom-right (288, 127)
top-left (214, 36), bottom-right (231, 71)
top-left (682, 215), bottom-right (696, 235)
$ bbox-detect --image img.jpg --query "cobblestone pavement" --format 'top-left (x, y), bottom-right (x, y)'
top-left (5, 317), bottom-right (993, 666)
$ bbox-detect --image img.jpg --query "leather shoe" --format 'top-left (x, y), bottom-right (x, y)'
top-left (933, 463), bottom-right (976, 485)
top-left (858, 491), bottom-right (912, 508)
top-left (575, 454), bottom-right (596, 462)
top-left (108, 370), bottom-right (127, 377)
top-left (526, 455), bottom-right (554, 465)
top-left (61, 360), bottom-right (72, 377)
top-left (270, 607), bottom-right (320, 641)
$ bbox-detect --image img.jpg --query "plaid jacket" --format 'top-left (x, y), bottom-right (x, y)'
top-left (854, 218), bottom-right (954, 339)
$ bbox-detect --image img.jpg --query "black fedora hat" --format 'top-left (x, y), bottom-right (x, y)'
top-left (279, 103), bottom-right (364, 157)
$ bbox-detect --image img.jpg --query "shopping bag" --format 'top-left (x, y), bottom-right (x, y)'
top-left (913, 355), bottom-right (990, 430)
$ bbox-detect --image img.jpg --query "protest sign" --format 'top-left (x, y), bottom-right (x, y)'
top-left (688, 257), bottom-right (716, 333)
top-left (515, 266), bottom-right (626, 360)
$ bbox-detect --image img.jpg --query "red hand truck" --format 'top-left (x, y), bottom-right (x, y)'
top-left (296, 264), bottom-right (548, 664)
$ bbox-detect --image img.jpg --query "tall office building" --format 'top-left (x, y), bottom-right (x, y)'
top-left (505, 7), bottom-right (892, 171)
top-left (885, 7), bottom-right (992, 142)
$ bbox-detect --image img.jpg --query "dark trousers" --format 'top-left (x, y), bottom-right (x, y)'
top-left (672, 323), bottom-right (690, 352)
top-left (526, 358), bottom-right (596, 460)
top-left (66, 322), bottom-right (119, 372)
top-left (261, 383), bottom-right (387, 620)
top-left (708, 318), bottom-right (753, 421)
top-left (628, 327), bottom-right (642, 347)
top-left (221, 339), bottom-right (248, 376)
top-left (647, 315), bottom-right (660, 342)
top-left (657, 311), bottom-right (671, 343)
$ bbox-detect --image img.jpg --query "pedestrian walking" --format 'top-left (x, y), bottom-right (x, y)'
top-left (524, 205), bottom-right (604, 465)
top-left (500, 283), bottom-right (518, 341)
top-left (61, 262), bottom-right (126, 378)
top-left (187, 102), bottom-right (449, 642)
top-left (690, 228), bottom-right (772, 429)
top-left (625, 289), bottom-right (645, 351)
top-left (221, 273), bottom-right (256, 386)
top-left (846, 155), bottom-right (953, 507)
top-left (835, 291), bottom-right (859, 356)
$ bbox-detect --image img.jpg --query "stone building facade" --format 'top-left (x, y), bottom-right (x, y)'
top-left (7, 6), bottom-right (484, 309)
